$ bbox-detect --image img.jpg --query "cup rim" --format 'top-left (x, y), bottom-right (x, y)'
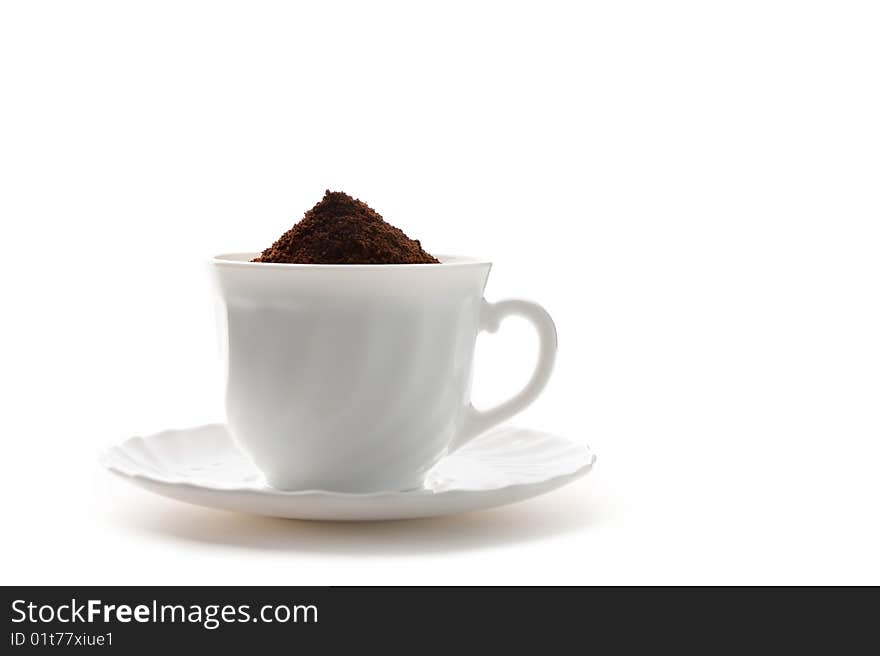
top-left (211, 252), bottom-right (492, 269)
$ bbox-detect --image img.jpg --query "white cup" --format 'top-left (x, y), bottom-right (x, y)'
top-left (210, 253), bottom-right (557, 492)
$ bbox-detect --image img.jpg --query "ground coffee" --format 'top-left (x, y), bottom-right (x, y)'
top-left (253, 191), bottom-right (439, 264)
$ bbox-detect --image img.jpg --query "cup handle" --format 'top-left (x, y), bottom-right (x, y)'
top-left (448, 298), bottom-right (558, 452)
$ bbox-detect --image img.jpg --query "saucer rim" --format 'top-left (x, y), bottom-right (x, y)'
top-left (99, 423), bottom-right (596, 499)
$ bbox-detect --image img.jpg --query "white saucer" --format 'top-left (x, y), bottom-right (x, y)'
top-left (100, 424), bottom-right (595, 521)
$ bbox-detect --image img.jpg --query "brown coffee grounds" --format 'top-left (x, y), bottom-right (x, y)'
top-left (253, 191), bottom-right (439, 265)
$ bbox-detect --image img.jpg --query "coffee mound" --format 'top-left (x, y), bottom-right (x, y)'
top-left (253, 191), bottom-right (439, 265)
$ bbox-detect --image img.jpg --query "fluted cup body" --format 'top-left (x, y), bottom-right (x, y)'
top-left (211, 253), bottom-right (491, 492)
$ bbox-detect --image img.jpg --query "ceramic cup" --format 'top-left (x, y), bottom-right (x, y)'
top-left (210, 253), bottom-right (557, 493)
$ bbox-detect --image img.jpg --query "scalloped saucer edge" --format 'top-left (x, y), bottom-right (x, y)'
top-left (100, 424), bottom-right (595, 521)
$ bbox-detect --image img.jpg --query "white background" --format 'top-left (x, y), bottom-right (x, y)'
top-left (2, 1), bottom-right (878, 585)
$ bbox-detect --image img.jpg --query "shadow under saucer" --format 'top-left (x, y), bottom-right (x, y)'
top-left (111, 481), bottom-right (602, 556)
